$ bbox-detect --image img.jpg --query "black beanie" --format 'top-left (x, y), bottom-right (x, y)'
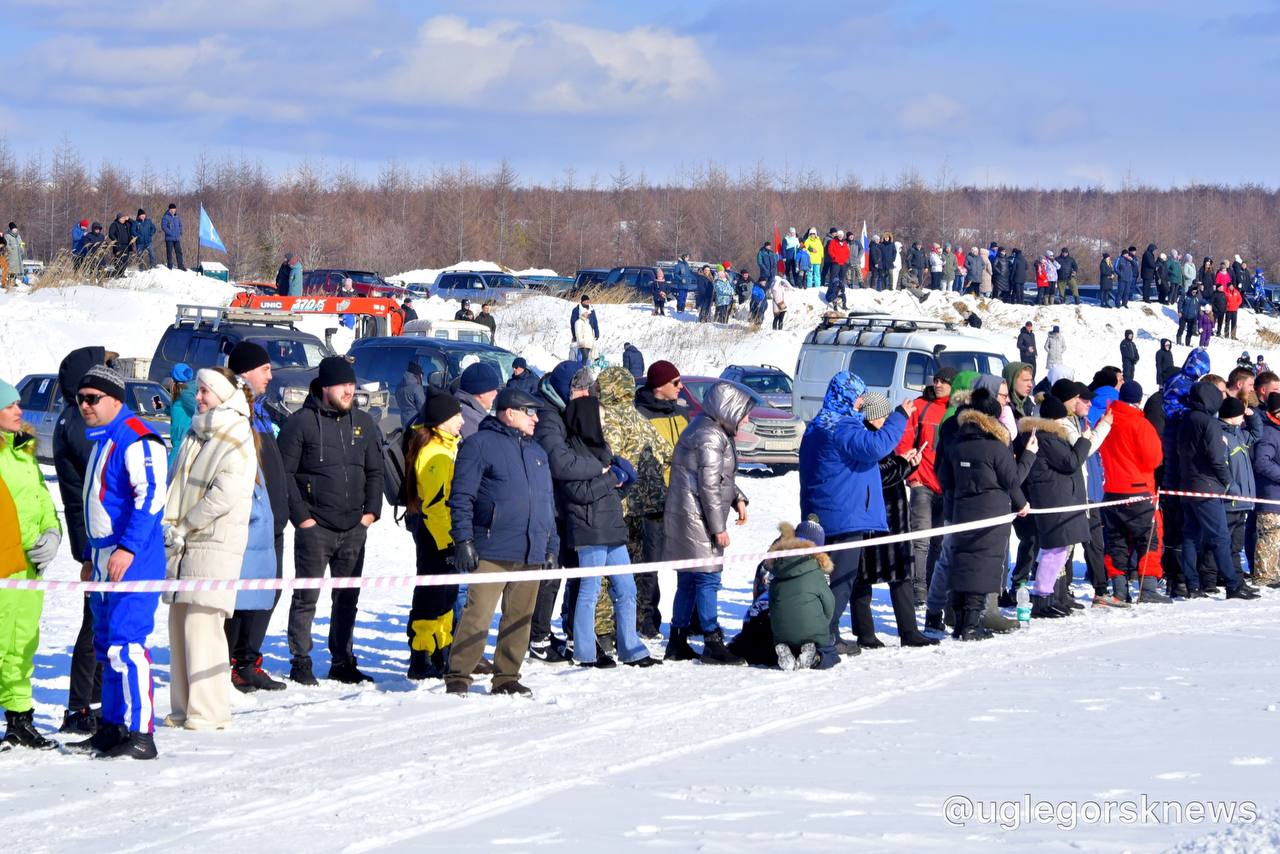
top-left (228, 341), bottom-right (271, 375)
top-left (1050, 378), bottom-right (1079, 403)
top-left (1219, 397), bottom-right (1246, 419)
top-left (317, 356), bottom-right (357, 387)
top-left (1039, 394), bottom-right (1068, 420)
top-left (421, 392), bottom-right (462, 428)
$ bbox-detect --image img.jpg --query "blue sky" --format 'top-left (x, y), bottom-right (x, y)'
top-left (2, 0), bottom-right (1278, 188)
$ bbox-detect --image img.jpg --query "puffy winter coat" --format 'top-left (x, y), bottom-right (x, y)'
top-left (168, 383), bottom-right (196, 469)
top-left (1141, 245), bottom-right (1159, 283)
top-left (108, 219), bottom-right (133, 255)
top-left (1121, 338), bottom-right (1139, 366)
top-left (1117, 255), bottom-right (1138, 287)
top-left (622, 344), bottom-right (645, 379)
top-left (992, 255), bottom-right (1011, 291)
top-left (1099, 400), bottom-right (1162, 494)
top-left (1167, 256), bottom-right (1184, 288)
top-left (1045, 332), bottom-right (1066, 367)
top-left (1009, 251), bottom-right (1028, 291)
top-left (394, 372), bottom-right (426, 428)
top-left (0, 429), bottom-right (61, 577)
top-left (413, 430), bottom-right (459, 549)
top-left (505, 370), bottom-right (540, 397)
top-left (1017, 329), bottom-right (1037, 361)
top-left (278, 392), bottom-right (383, 530)
top-left (1155, 341), bottom-right (1175, 384)
top-left (1223, 423), bottom-right (1256, 511)
top-left (560, 397), bottom-right (628, 549)
top-left (84, 408), bottom-right (168, 581)
top-left (756, 247), bottom-right (778, 276)
top-left (161, 211), bottom-right (183, 241)
top-left (1014, 417), bottom-right (1091, 548)
top-left (661, 383), bottom-right (752, 567)
top-left (1057, 253), bottom-right (1078, 280)
top-left (1225, 286), bottom-right (1243, 312)
top-left (939, 409), bottom-right (1030, 594)
top-left (1099, 257), bottom-right (1117, 285)
top-left (1211, 289), bottom-right (1228, 315)
top-left (799, 385), bottom-right (907, 537)
top-left (802, 235), bottom-right (824, 265)
top-left (4, 229), bottom-right (23, 271)
top-left (1179, 293), bottom-right (1201, 320)
top-left (1177, 383), bottom-right (1231, 493)
top-left (895, 393), bottom-right (948, 493)
top-left (164, 392), bottom-right (256, 615)
top-left (1251, 413), bottom-right (1280, 504)
top-left (132, 218), bottom-right (156, 249)
top-left (767, 533), bottom-right (834, 647)
top-left (449, 416), bottom-right (558, 564)
top-left (598, 367), bottom-right (672, 517)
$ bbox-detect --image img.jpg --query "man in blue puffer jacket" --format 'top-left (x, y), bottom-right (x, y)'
top-left (68, 365), bottom-right (167, 760)
top-left (446, 387), bottom-right (559, 698)
top-left (131, 209), bottom-right (157, 269)
top-left (799, 372), bottom-right (911, 653)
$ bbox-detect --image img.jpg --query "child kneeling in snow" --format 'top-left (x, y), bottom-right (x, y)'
top-left (768, 519), bottom-right (839, 670)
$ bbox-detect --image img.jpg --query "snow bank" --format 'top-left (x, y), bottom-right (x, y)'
top-left (388, 261), bottom-right (559, 285)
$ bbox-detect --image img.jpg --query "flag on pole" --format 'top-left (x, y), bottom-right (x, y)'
top-left (774, 225), bottom-right (784, 274)
top-left (199, 205), bottom-right (227, 253)
top-left (860, 221), bottom-right (870, 279)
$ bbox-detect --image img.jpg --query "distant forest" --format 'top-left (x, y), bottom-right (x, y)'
top-left (2, 139), bottom-right (1277, 280)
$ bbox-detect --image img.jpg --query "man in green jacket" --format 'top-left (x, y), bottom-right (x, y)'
top-left (0, 379), bottom-right (62, 750)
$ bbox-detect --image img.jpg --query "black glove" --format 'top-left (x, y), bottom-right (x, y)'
top-left (543, 551), bottom-right (560, 571)
top-left (454, 541), bottom-right (479, 574)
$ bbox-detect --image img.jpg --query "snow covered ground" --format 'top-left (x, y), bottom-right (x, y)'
top-left (2, 269), bottom-right (1278, 851)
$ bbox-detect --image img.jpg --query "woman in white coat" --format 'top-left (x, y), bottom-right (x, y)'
top-left (163, 366), bottom-right (257, 730)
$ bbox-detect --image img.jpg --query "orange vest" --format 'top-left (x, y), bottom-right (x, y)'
top-left (0, 477), bottom-right (26, 578)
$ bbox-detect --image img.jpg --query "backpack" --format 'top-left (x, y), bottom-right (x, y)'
top-left (380, 424), bottom-right (412, 524)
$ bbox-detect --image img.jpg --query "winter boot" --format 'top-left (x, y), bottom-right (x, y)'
top-left (246, 657), bottom-right (286, 691)
top-left (578, 647), bottom-right (617, 669)
top-left (3, 710), bottom-right (57, 751)
top-left (832, 635), bottom-right (860, 655)
top-left (797, 643), bottom-right (818, 669)
top-left (852, 591), bottom-right (884, 649)
top-left (958, 597), bottom-right (993, 641)
top-left (407, 650), bottom-right (435, 681)
top-left (327, 659), bottom-right (374, 684)
top-left (1226, 584), bottom-right (1261, 601)
top-left (890, 581), bottom-right (939, 646)
top-left (230, 659), bottom-right (257, 694)
top-left (289, 657), bottom-right (318, 686)
top-left (1031, 594), bottom-right (1067, 618)
top-left (700, 630), bottom-right (745, 665)
top-left (67, 723), bottom-right (126, 756)
top-left (1110, 574), bottom-right (1130, 603)
top-left (664, 628), bottom-right (700, 662)
top-left (491, 681), bottom-right (534, 698)
top-left (101, 731), bottom-right (158, 760)
top-left (981, 593), bottom-right (1019, 633)
top-left (59, 707), bottom-right (99, 735)
top-left (1137, 575), bottom-right (1173, 604)
top-left (775, 643), bottom-right (797, 672)
top-left (923, 610), bottom-right (945, 633)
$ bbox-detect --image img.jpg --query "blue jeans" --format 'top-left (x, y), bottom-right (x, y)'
top-left (926, 533), bottom-right (955, 614)
top-left (953, 273), bottom-right (964, 292)
top-left (573, 545), bottom-right (647, 663)
top-left (671, 571), bottom-right (721, 634)
top-left (1181, 498), bottom-right (1244, 592)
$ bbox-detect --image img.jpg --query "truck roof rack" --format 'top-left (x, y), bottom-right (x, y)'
top-left (810, 313), bottom-right (955, 347)
top-left (173, 304), bottom-right (298, 331)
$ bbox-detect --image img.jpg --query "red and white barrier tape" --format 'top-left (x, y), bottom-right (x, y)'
top-left (0, 494), bottom-right (1154, 594)
top-left (1157, 488), bottom-right (1280, 506)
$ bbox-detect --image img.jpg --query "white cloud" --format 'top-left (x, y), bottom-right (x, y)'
top-left (375, 15), bottom-right (716, 114)
top-left (896, 93), bottom-right (963, 132)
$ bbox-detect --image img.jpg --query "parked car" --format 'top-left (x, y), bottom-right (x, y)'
top-left (401, 319), bottom-right (493, 344)
top-left (303, 268), bottom-right (407, 299)
top-left (792, 314), bottom-right (1007, 421)
top-left (718, 364), bottom-right (794, 410)
top-left (640, 375), bottom-right (802, 471)
top-left (571, 268), bottom-right (611, 294)
top-left (347, 336), bottom-right (521, 428)
top-left (15, 373), bottom-right (170, 462)
top-left (148, 304), bottom-right (388, 419)
top-left (432, 270), bottom-right (531, 304)
top-left (599, 265), bottom-right (666, 297)
top-left (519, 275), bottom-right (574, 297)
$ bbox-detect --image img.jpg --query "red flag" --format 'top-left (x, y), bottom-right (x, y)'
top-left (774, 225), bottom-right (784, 274)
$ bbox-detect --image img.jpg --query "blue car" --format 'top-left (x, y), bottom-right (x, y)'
top-left (15, 373), bottom-right (171, 463)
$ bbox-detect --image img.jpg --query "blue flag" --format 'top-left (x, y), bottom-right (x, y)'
top-left (199, 205), bottom-right (227, 253)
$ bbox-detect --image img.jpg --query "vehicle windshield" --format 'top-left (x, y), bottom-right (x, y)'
top-left (346, 272), bottom-right (385, 285)
top-left (487, 274), bottom-right (525, 289)
top-left (937, 351), bottom-right (1009, 376)
top-left (447, 350), bottom-right (517, 384)
top-left (738, 372), bottom-right (793, 395)
top-left (248, 337), bottom-right (331, 368)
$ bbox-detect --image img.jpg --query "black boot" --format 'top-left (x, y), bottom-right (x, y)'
top-left (245, 656), bottom-right (287, 691)
top-left (327, 659), bottom-right (374, 684)
top-left (890, 581), bottom-right (938, 646)
top-left (3, 710), bottom-right (57, 751)
top-left (100, 730), bottom-right (158, 760)
top-left (923, 610), bottom-right (944, 633)
top-left (958, 595), bottom-right (993, 641)
top-left (700, 629), bottom-right (745, 665)
top-left (407, 650), bottom-right (435, 681)
top-left (852, 587), bottom-right (883, 649)
top-left (67, 723), bottom-right (126, 756)
top-left (1031, 594), bottom-right (1068, 618)
top-left (664, 628), bottom-right (700, 662)
top-left (1137, 575), bottom-right (1172, 604)
top-left (59, 707), bottom-right (99, 735)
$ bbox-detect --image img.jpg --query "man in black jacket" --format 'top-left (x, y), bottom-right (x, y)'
top-left (1120, 330), bottom-right (1140, 382)
top-left (225, 342), bottom-right (289, 692)
top-left (1056, 247), bottom-right (1080, 305)
top-left (52, 346), bottom-right (107, 733)
top-left (1140, 244), bottom-right (1159, 303)
top-left (992, 247), bottom-right (1011, 301)
top-left (1008, 249), bottom-right (1028, 305)
top-left (279, 356), bottom-right (384, 685)
top-left (1017, 322), bottom-right (1038, 376)
top-left (107, 212), bottom-right (133, 277)
top-left (1177, 382), bottom-right (1259, 600)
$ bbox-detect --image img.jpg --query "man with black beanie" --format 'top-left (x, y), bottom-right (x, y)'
top-left (224, 341), bottom-right (289, 692)
top-left (279, 356), bottom-right (384, 684)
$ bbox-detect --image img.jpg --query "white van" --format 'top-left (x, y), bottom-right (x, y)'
top-left (792, 314), bottom-right (1008, 421)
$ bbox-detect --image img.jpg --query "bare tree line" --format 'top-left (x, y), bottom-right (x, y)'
top-left (3, 137), bottom-right (1278, 281)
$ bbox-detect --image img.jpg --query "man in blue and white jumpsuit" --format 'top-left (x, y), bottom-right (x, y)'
top-left (69, 365), bottom-right (167, 760)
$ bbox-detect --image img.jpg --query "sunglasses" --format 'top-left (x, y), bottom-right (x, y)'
top-left (76, 393), bottom-right (108, 406)
top-left (518, 406), bottom-right (539, 416)
top-left (669, 379), bottom-right (683, 388)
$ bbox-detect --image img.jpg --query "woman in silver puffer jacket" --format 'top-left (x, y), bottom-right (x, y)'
top-left (662, 382), bottom-right (753, 664)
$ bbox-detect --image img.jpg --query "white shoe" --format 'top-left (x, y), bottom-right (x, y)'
top-left (797, 642), bottom-right (818, 669)
top-left (775, 643), bottom-right (797, 671)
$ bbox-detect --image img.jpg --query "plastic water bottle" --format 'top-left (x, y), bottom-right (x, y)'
top-left (1016, 583), bottom-right (1031, 630)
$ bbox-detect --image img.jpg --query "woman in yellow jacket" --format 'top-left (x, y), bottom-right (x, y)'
top-left (0, 379), bottom-right (62, 751)
top-left (405, 393), bottom-right (465, 679)
top-left (802, 228), bottom-right (824, 289)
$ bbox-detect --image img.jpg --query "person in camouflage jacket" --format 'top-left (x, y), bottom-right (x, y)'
top-left (598, 367), bottom-right (675, 636)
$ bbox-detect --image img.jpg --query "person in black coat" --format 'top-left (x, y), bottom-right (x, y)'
top-left (1013, 396), bottom-right (1092, 617)
top-left (1017, 323), bottom-right (1038, 375)
top-left (560, 396), bottom-right (657, 668)
top-left (1140, 244), bottom-right (1159, 302)
top-left (1120, 330), bottom-right (1140, 382)
top-left (859, 451), bottom-right (938, 647)
top-left (52, 346), bottom-right (107, 733)
top-left (1155, 339), bottom-right (1175, 387)
top-left (992, 248), bottom-right (1011, 300)
top-left (1008, 249), bottom-right (1028, 305)
top-left (938, 396), bottom-right (1036, 640)
top-left (107, 212), bottom-right (133, 277)
top-left (278, 357), bottom-right (385, 685)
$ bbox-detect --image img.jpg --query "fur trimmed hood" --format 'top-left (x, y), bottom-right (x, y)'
top-left (1016, 415), bottom-right (1069, 441)
top-left (767, 522), bottom-right (833, 573)
top-left (957, 408), bottom-right (1010, 444)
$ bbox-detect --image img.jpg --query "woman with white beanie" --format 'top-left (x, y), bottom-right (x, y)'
top-left (163, 366), bottom-right (257, 730)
